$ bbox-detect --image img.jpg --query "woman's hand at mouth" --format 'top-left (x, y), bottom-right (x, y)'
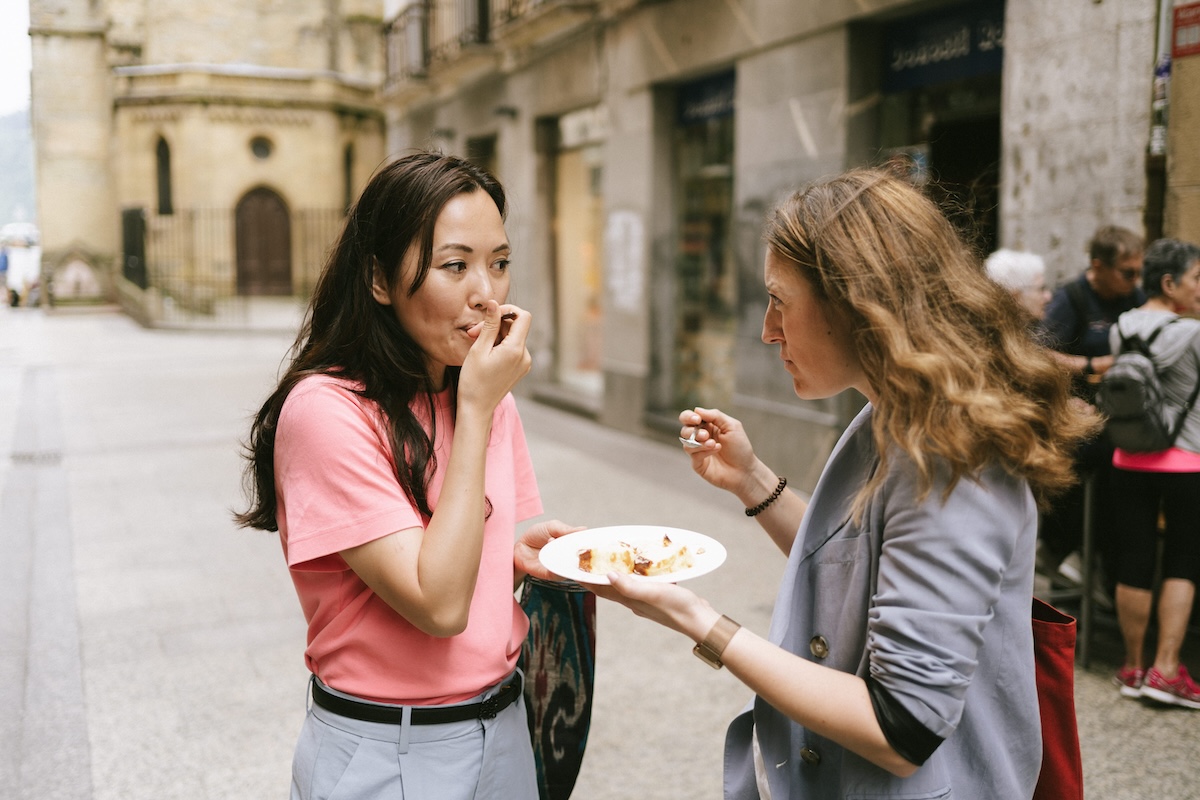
top-left (465, 307), bottom-right (519, 344)
top-left (459, 300), bottom-right (532, 414)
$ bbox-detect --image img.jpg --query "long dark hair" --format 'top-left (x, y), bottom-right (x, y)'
top-left (235, 151), bottom-right (507, 531)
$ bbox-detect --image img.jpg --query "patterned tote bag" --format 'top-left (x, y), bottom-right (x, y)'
top-left (518, 577), bottom-right (597, 800)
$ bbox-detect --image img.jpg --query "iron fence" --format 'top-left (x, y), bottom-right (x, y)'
top-left (385, 3), bottom-right (430, 85)
top-left (429, 0), bottom-right (489, 63)
top-left (491, 0), bottom-right (553, 27)
top-left (135, 207), bottom-right (345, 328)
top-left (386, 0), bottom-right (582, 90)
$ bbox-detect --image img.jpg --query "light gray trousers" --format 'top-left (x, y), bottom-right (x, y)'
top-left (291, 672), bottom-right (537, 800)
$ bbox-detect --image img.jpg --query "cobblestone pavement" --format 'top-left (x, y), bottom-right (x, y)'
top-left (1, 305), bottom-right (1196, 799)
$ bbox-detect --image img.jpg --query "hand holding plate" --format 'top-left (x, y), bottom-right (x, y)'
top-left (515, 519), bottom-right (587, 582)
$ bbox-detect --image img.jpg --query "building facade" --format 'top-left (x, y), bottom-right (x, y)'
top-left (381, 0), bottom-right (1185, 489)
top-left (29, 0), bottom-right (386, 322)
top-left (28, 0), bottom-right (1195, 489)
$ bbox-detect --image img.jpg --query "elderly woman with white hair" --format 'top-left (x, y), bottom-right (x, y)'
top-left (985, 248), bottom-right (1051, 320)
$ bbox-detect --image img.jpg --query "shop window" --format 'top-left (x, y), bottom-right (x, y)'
top-left (550, 107), bottom-right (607, 399)
top-left (876, 2), bottom-right (1005, 255)
top-left (670, 71), bottom-right (736, 411)
top-left (553, 144), bottom-right (604, 396)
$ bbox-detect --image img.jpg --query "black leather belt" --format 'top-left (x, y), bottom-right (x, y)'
top-left (311, 673), bottom-right (523, 726)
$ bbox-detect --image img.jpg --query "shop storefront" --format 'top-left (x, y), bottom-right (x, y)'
top-left (651, 70), bottom-right (738, 416)
top-left (551, 105), bottom-right (607, 401)
top-left (875, 0), bottom-right (1005, 254)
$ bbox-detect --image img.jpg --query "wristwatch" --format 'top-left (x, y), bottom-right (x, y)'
top-left (692, 615), bottom-right (742, 670)
top-left (1083, 356), bottom-right (1094, 375)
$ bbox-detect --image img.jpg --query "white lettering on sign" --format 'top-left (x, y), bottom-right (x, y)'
top-left (890, 25), bottom-right (971, 72)
top-left (1173, 3), bottom-right (1200, 58)
top-left (1178, 24), bottom-right (1200, 51)
top-left (977, 19), bottom-right (1004, 52)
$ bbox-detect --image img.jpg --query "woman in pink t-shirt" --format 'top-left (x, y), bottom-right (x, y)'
top-left (236, 152), bottom-right (580, 799)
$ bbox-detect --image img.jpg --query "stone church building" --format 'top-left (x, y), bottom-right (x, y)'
top-left (29, 0), bottom-right (385, 324)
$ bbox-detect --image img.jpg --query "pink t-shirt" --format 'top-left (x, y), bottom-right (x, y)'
top-left (275, 374), bottom-right (543, 704)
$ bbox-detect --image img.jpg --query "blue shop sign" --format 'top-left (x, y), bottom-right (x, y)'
top-left (883, 0), bottom-right (1004, 93)
top-left (678, 70), bottom-right (736, 125)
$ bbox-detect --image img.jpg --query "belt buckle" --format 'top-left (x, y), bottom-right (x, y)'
top-left (478, 695), bottom-right (500, 720)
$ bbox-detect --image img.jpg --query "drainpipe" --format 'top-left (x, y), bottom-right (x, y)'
top-left (1150, 0), bottom-right (1172, 158)
top-left (1144, 0), bottom-right (1174, 239)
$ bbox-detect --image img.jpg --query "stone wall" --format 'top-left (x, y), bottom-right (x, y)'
top-left (1000, 0), bottom-right (1159, 286)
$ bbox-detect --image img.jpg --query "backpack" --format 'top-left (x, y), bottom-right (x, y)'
top-left (1095, 318), bottom-right (1200, 452)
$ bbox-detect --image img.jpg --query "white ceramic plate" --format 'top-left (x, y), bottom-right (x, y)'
top-left (539, 525), bottom-right (727, 585)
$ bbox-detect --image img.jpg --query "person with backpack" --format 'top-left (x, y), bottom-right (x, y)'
top-left (1038, 225), bottom-right (1146, 594)
top-left (1104, 238), bottom-right (1200, 707)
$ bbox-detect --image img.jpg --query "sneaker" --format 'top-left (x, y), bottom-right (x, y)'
top-left (1057, 552), bottom-right (1084, 585)
top-left (1141, 665), bottom-right (1200, 709)
top-left (1113, 666), bottom-right (1145, 698)
top-left (1035, 542), bottom-right (1070, 582)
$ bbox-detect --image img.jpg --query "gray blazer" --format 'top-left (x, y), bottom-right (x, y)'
top-left (724, 405), bottom-right (1041, 799)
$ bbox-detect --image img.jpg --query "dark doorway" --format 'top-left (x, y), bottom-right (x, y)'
top-left (927, 115), bottom-right (1001, 256)
top-left (122, 207), bottom-right (147, 289)
top-left (867, 0), bottom-right (1005, 258)
top-left (236, 187), bottom-right (292, 296)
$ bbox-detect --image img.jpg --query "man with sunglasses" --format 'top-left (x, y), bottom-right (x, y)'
top-left (1039, 224), bottom-right (1146, 595)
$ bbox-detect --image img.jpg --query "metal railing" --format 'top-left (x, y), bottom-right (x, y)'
top-left (491, 0), bottom-right (550, 27)
top-left (132, 207), bottom-right (344, 328)
top-left (385, 0), bottom-right (492, 88)
top-left (385, 3), bottom-right (430, 85)
top-left (491, 0), bottom-right (600, 29)
top-left (385, 0), bottom-right (602, 91)
top-left (429, 0), bottom-right (490, 63)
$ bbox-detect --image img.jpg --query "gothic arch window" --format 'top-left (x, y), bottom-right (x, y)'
top-left (156, 137), bottom-right (173, 215)
top-left (343, 143), bottom-right (355, 212)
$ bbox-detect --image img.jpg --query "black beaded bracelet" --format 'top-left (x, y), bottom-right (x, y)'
top-left (745, 476), bottom-right (787, 517)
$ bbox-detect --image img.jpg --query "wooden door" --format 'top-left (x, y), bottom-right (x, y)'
top-left (236, 187), bottom-right (292, 295)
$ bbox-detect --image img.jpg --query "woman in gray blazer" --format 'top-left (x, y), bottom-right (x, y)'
top-left (594, 168), bottom-right (1097, 798)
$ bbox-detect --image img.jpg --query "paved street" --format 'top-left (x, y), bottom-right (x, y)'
top-left (1, 305), bottom-right (1197, 799)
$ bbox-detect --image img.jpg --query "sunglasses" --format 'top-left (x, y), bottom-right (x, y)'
top-left (1114, 266), bottom-right (1142, 282)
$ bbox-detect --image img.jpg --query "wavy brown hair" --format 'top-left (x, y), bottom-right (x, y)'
top-left (765, 167), bottom-right (1100, 517)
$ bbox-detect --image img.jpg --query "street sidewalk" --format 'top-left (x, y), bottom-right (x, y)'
top-left (1, 306), bottom-right (1196, 799)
